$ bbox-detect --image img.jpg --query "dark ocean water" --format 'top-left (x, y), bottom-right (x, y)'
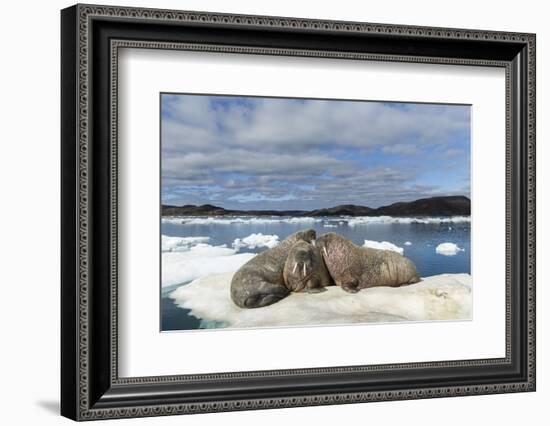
top-left (161, 216), bottom-right (470, 331)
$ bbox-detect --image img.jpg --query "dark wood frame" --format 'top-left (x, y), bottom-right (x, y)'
top-left (61, 3), bottom-right (536, 421)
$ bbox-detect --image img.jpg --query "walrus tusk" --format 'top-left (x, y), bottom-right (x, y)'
top-left (303, 263), bottom-right (307, 277)
top-left (292, 262), bottom-right (298, 274)
top-left (311, 240), bottom-right (316, 247)
top-left (323, 246), bottom-right (328, 258)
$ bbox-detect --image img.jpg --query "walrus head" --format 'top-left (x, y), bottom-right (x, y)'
top-left (292, 229), bottom-right (316, 244)
top-left (315, 233), bottom-right (364, 292)
top-left (315, 232), bottom-right (340, 261)
top-left (283, 241), bottom-right (318, 292)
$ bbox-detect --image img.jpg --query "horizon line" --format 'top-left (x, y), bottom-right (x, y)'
top-left (162, 194), bottom-right (471, 211)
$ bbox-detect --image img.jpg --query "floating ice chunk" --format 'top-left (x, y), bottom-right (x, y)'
top-left (404, 241), bottom-right (412, 246)
top-left (164, 216), bottom-right (322, 226)
top-left (348, 216), bottom-right (470, 226)
top-left (233, 233), bottom-right (279, 251)
top-left (283, 217), bottom-right (320, 225)
top-left (363, 240), bottom-right (404, 254)
top-left (170, 272), bottom-right (472, 328)
top-left (161, 235), bottom-right (210, 252)
top-left (163, 215), bottom-right (470, 226)
top-left (161, 217), bottom-right (186, 224)
top-left (162, 243), bottom-right (255, 287)
top-left (435, 242), bottom-right (465, 256)
top-left (323, 223), bottom-right (338, 228)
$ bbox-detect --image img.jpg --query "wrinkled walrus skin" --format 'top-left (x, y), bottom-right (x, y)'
top-left (230, 229), bottom-right (316, 308)
top-left (283, 241), bottom-right (334, 293)
top-left (316, 233), bottom-right (420, 293)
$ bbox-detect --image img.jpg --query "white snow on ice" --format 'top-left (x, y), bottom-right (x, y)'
top-left (161, 235), bottom-right (211, 252)
top-left (170, 272), bottom-right (472, 328)
top-left (232, 233), bottom-right (279, 250)
top-left (162, 246), bottom-right (255, 288)
top-left (161, 235), bottom-right (259, 287)
top-left (162, 216), bottom-right (322, 226)
top-left (162, 215), bottom-right (470, 227)
top-left (160, 217), bottom-right (186, 225)
top-left (162, 232), bottom-right (287, 287)
top-left (404, 241), bottom-right (412, 246)
top-left (435, 242), bottom-right (465, 256)
top-left (363, 240), bottom-right (404, 254)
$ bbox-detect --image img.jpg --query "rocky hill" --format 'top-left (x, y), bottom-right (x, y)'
top-left (162, 195), bottom-right (470, 217)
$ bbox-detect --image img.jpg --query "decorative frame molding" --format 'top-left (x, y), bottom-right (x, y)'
top-left (61, 4), bottom-right (535, 421)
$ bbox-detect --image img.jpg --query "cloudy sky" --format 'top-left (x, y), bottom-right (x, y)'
top-left (161, 93), bottom-right (470, 210)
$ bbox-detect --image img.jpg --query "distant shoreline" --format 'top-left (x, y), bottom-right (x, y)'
top-left (162, 195), bottom-right (470, 218)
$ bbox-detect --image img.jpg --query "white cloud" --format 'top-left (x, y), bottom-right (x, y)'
top-left (161, 95), bottom-right (471, 209)
top-left (382, 144), bottom-right (418, 155)
top-left (163, 96), bottom-right (470, 154)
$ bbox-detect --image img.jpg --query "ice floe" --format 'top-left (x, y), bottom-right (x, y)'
top-left (232, 233), bottom-right (279, 250)
top-left (162, 215), bottom-right (470, 227)
top-left (435, 242), bottom-right (465, 256)
top-left (161, 235), bottom-right (210, 252)
top-left (404, 241), bottom-right (412, 246)
top-left (161, 232), bottom-right (286, 287)
top-left (162, 216), bottom-right (322, 226)
top-left (363, 240), bottom-right (404, 254)
top-left (347, 216), bottom-right (471, 227)
top-left (170, 272), bottom-right (472, 328)
top-left (162, 243), bottom-right (255, 287)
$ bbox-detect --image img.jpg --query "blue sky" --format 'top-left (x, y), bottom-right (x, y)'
top-left (161, 94), bottom-right (470, 210)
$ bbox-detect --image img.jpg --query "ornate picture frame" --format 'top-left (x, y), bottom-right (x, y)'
top-left (61, 4), bottom-right (535, 420)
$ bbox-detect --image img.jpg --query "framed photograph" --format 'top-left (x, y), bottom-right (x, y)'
top-left (61, 4), bottom-right (536, 421)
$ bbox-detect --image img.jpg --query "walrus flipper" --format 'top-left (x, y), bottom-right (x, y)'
top-left (242, 282), bottom-right (290, 308)
top-left (341, 281), bottom-right (360, 293)
top-left (306, 286), bottom-right (326, 294)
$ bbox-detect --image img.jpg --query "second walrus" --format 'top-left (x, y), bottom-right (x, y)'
top-left (316, 232), bottom-right (420, 293)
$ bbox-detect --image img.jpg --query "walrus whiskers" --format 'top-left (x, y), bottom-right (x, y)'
top-left (283, 240), bottom-right (334, 294)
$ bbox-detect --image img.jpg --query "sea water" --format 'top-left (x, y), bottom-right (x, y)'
top-left (160, 216), bottom-right (470, 331)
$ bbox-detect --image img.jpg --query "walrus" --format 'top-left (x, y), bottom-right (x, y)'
top-left (316, 233), bottom-right (420, 293)
top-left (283, 241), bottom-right (334, 293)
top-left (230, 229), bottom-right (316, 308)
